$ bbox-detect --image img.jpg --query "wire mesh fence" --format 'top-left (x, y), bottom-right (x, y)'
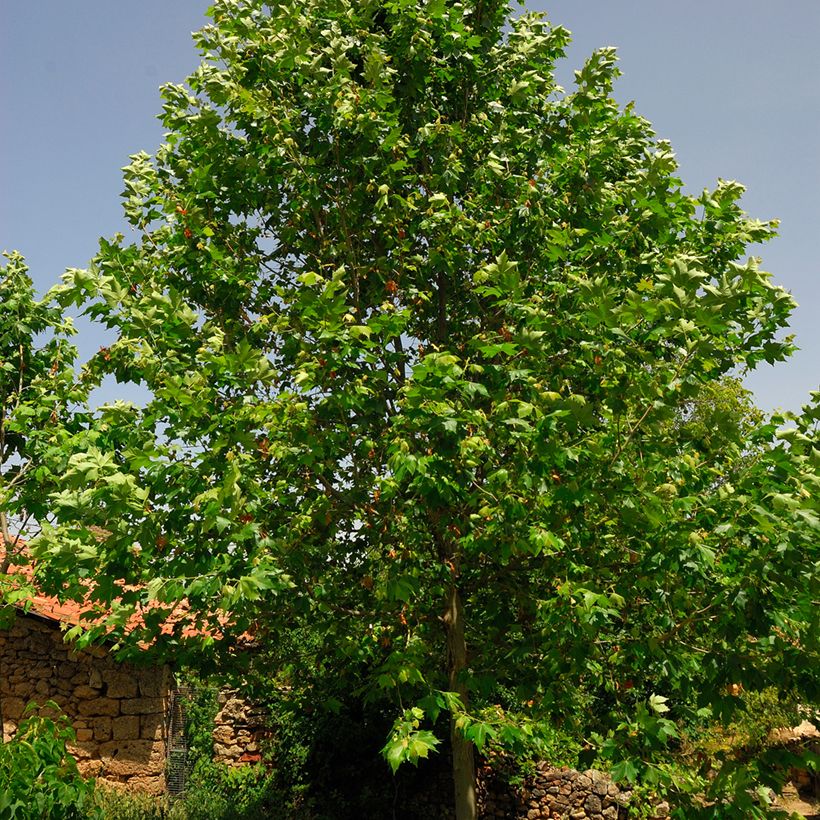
top-left (166, 682), bottom-right (194, 795)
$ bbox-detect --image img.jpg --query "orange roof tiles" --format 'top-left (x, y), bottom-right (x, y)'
top-left (2, 543), bottom-right (246, 646)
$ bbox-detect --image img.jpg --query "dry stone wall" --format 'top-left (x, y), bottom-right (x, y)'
top-left (212, 688), bottom-right (270, 765)
top-left (479, 764), bottom-right (648, 820)
top-left (0, 611), bottom-right (170, 794)
top-left (402, 757), bottom-right (667, 820)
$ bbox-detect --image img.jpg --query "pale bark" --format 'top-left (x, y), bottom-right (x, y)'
top-left (0, 511), bottom-right (12, 574)
top-left (444, 582), bottom-right (477, 820)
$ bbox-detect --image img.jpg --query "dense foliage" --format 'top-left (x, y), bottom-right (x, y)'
top-left (2, 1), bottom-right (817, 816)
top-left (0, 253), bottom-right (80, 589)
top-left (0, 704), bottom-right (99, 820)
top-left (91, 767), bottom-right (275, 820)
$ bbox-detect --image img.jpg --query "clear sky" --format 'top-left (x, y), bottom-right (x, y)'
top-left (1, 1), bottom-right (817, 414)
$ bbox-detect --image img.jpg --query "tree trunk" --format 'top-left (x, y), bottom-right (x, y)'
top-left (444, 582), bottom-right (477, 820)
top-left (0, 511), bottom-right (12, 574)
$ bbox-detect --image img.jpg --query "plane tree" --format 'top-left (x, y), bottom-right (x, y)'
top-left (23, 1), bottom-right (818, 816)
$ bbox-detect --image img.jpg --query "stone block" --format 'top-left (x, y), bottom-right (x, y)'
top-left (103, 670), bottom-right (138, 699)
top-left (50, 694), bottom-right (69, 709)
top-left (112, 715), bottom-right (140, 741)
top-left (74, 685), bottom-right (101, 700)
top-left (77, 759), bottom-right (104, 778)
top-left (213, 725), bottom-right (234, 744)
top-left (219, 697), bottom-right (247, 722)
top-left (68, 741), bottom-right (100, 760)
top-left (93, 717), bottom-right (112, 742)
top-left (2, 698), bottom-right (25, 720)
top-left (99, 739), bottom-right (164, 777)
top-left (78, 697), bottom-right (120, 717)
top-left (592, 773), bottom-right (609, 796)
top-left (137, 671), bottom-right (166, 698)
top-left (76, 728), bottom-right (94, 742)
top-left (120, 697), bottom-right (164, 715)
top-left (141, 713), bottom-right (164, 741)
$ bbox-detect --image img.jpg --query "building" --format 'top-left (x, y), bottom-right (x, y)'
top-left (0, 555), bottom-right (267, 793)
top-left (0, 599), bottom-right (171, 794)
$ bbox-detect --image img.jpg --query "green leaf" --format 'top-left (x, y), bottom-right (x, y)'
top-left (610, 759), bottom-right (639, 784)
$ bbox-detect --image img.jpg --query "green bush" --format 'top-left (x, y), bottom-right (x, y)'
top-left (0, 702), bottom-right (99, 820)
top-left (91, 765), bottom-right (276, 820)
top-left (178, 682), bottom-right (219, 770)
top-left (89, 788), bottom-right (179, 820)
top-left (177, 762), bottom-right (277, 820)
top-left (589, 687), bottom-right (815, 818)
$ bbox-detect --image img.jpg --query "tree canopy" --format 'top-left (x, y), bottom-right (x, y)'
top-left (4, 1), bottom-right (818, 816)
top-left (0, 252), bottom-right (80, 581)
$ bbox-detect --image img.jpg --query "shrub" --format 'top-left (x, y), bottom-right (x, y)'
top-left (89, 787), bottom-right (178, 820)
top-left (177, 762), bottom-right (277, 820)
top-left (91, 766), bottom-right (276, 820)
top-left (0, 702), bottom-right (99, 820)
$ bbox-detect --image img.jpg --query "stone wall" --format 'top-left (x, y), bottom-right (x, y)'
top-left (0, 611), bottom-right (170, 794)
top-left (212, 689), bottom-right (270, 766)
top-left (402, 757), bottom-right (662, 820)
top-left (479, 764), bottom-right (646, 819)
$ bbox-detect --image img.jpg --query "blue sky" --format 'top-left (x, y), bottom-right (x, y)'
top-left (1, 1), bottom-right (817, 413)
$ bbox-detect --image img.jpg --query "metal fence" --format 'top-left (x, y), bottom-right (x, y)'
top-left (165, 683), bottom-right (193, 795)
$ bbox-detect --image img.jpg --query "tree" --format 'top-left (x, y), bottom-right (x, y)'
top-left (26, 1), bottom-right (817, 816)
top-left (0, 252), bottom-right (79, 590)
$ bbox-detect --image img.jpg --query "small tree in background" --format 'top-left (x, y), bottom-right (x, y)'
top-left (19, 2), bottom-right (819, 816)
top-left (0, 252), bottom-right (80, 587)
top-left (0, 703), bottom-right (99, 820)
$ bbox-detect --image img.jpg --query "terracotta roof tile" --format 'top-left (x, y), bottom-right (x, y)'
top-left (1, 543), bottom-right (213, 642)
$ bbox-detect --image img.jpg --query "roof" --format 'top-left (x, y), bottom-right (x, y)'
top-left (1, 541), bottom-right (250, 648)
top-left (20, 589), bottom-right (91, 627)
top-left (1, 543), bottom-right (207, 642)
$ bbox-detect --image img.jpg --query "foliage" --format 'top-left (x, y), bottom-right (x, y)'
top-left (726, 689), bottom-right (807, 753)
top-left (0, 252), bottom-right (80, 594)
top-left (0, 703), bottom-right (100, 820)
top-left (590, 685), bottom-right (820, 818)
top-left (16, 0), bottom-right (819, 816)
top-left (175, 763), bottom-right (276, 820)
top-left (89, 788), bottom-right (181, 820)
top-left (178, 679), bottom-right (220, 768)
top-left (245, 665), bottom-right (414, 819)
top-left (91, 767), bottom-right (275, 820)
